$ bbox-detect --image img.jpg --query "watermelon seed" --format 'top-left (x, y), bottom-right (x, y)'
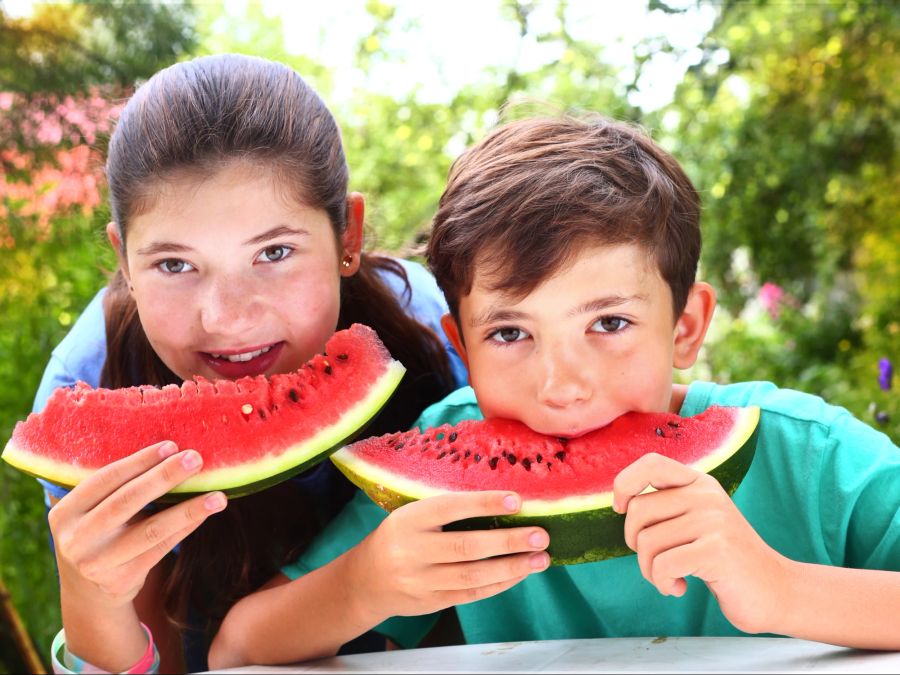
top-left (395, 442), bottom-right (405, 450)
top-left (258, 409), bottom-right (266, 420)
top-left (437, 451), bottom-right (447, 459)
top-left (555, 450), bottom-right (566, 462)
top-left (474, 454), bottom-right (482, 463)
top-left (241, 404), bottom-right (253, 419)
top-left (323, 360), bottom-right (332, 375)
top-left (536, 453), bottom-right (543, 463)
top-left (655, 426), bottom-right (665, 437)
top-left (557, 437), bottom-right (568, 446)
top-left (667, 421), bottom-right (680, 428)
top-left (449, 447), bottom-right (458, 455)
top-left (451, 454), bottom-right (460, 463)
top-left (546, 461), bottom-right (552, 470)
top-left (464, 450), bottom-right (471, 458)
top-left (522, 458), bottom-right (532, 471)
top-left (448, 432), bottom-right (458, 443)
top-left (289, 389), bottom-right (299, 402)
top-left (337, 353), bottom-right (348, 360)
top-left (489, 457), bottom-right (499, 470)
top-left (507, 454), bottom-right (517, 466)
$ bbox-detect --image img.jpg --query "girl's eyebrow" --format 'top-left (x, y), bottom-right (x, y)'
top-left (135, 241), bottom-right (192, 257)
top-left (243, 225), bottom-right (309, 246)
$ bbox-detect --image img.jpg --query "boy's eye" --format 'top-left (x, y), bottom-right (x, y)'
top-left (257, 245), bottom-right (292, 263)
top-left (158, 259), bottom-right (194, 274)
top-left (489, 327), bottom-right (530, 343)
top-left (591, 316), bottom-right (630, 333)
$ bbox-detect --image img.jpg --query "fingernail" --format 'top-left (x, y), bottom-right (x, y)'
top-left (503, 495), bottom-right (520, 512)
top-left (528, 531), bottom-right (547, 548)
top-left (205, 492), bottom-right (226, 511)
top-left (158, 441), bottom-right (178, 459)
top-left (529, 552), bottom-right (550, 569)
top-left (181, 450), bottom-right (202, 471)
top-left (612, 498), bottom-right (623, 514)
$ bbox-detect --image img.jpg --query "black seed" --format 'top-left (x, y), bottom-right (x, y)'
top-left (536, 453), bottom-right (543, 463)
top-left (324, 364), bottom-right (332, 375)
top-left (258, 409), bottom-right (267, 420)
top-left (557, 437), bottom-right (568, 446)
top-left (474, 454), bottom-right (482, 463)
top-left (449, 447), bottom-right (458, 455)
top-left (451, 454), bottom-right (460, 463)
top-left (337, 353), bottom-right (348, 360)
top-left (449, 432), bottom-right (458, 443)
top-left (667, 421), bottom-right (680, 428)
top-left (655, 426), bottom-right (664, 437)
top-left (507, 454), bottom-right (517, 466)
top-left (546, 462), bottom-right (552, 470)
top-left (464, 450), bottom-right (471, 458)
top-left (522, 458), bottom-right (532, 471)
top-left (437, 451), bottom-right (447, 459)
top-left (288, 389), bottom-right (299, 402)
top-left (502, 449), bottom-right (508, 457)
top-left (489, 457), bottom-right (499, 470)
top-left (555, 450), bottom-right (566, 462)
top-left (422, 437), bottom-right (431, 443)
top-left (395, 442), bottom-right (405, 451)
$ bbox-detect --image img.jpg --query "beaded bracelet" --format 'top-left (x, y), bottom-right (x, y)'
top-left (51, 623), bottom-right (160, 674)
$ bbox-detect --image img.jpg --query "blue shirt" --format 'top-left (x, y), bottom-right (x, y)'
top-left (33, 258), bottom-right (467, 503)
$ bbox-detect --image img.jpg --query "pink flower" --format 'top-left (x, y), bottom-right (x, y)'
top-left (758, 282), bottom-right (785, 319)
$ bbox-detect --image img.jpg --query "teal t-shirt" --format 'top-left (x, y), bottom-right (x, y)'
top-left (282, 381), bottom-right (900, 647)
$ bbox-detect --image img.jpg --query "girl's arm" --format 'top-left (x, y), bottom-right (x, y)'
top-left (49, 440), bottom-right (227, 672)
top-left (209, 491), bottom-right (550, 668)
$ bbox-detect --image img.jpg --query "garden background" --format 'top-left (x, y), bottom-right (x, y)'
top-left (0, 0), bottom-right (897, 671)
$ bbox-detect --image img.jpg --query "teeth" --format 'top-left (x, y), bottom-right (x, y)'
top-left (210, 345), bottom-right (272, 362)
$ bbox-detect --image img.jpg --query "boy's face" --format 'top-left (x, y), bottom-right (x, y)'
top-left (443, 243), bottom-right (713, 437)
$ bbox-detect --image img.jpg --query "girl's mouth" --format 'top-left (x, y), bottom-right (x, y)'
top-left (199, 341), bottom-right (284, 379)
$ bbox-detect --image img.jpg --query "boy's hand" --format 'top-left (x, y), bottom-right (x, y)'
top-left (347, 491), bottom-right (550, 627)
top-left (613, 453), bottom-right (789, 634)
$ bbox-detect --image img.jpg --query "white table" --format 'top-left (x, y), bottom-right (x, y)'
top-left (207, 637), bottom-right (900, 673)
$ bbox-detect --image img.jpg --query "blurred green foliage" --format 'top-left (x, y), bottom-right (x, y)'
top-left (1, 0), bottom-right (897, 669)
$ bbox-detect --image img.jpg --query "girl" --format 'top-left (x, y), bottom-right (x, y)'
top-left (37, 53), bottom-right (465, 674)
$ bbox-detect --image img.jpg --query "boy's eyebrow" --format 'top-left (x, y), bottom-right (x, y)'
top-left (470, 308), bottom-right (529, 328)
top-left (242, 225), bottom-right (309, 246)
top-left (569, 295), bottom-right (648, 316)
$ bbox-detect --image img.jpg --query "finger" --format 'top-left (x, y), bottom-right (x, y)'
top-left (434, 551), bottom-right (550, 591)
top-left (631, 514), bottom-right (697, 586)
top-left (623, 487), bottom-right (691, 551)
top-left (59, 441), bottom-right (180, 515)
top-left (438, 574), bottom-right (531, 608)
top-left (424, 526), bottom-right (548, 563)
top-left (83, 449), bottom-right (205, 530)
top-left (118, 493), bottom-right (227, 578)
top-left (396, 491), bottom-right (522, 530)
top-left (647, 539), bottom-right (707, 597)
top-left (612, 453), bottom-right (701, 514)
top-left (103, 492), bottom-right (228, 569)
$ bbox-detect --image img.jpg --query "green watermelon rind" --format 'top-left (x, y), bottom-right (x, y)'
top-left (331, 406), bottom-right (760, 566)
top-left (3, 360), bottom-right (406, 500)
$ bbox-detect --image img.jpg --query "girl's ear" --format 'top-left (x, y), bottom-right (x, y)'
top-left (673, 282), bottom-right (716, 369)
top-left (340, 192), bottom-right (365, 277)
top-left (106, 222), bottom-right (131, 285)
top-left (440, 313), bottom-right (469, 373)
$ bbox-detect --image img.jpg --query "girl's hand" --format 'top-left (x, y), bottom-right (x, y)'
top-left (49, 440), bottom-right (228, 610)
top-left (346, 491), bottom-right (549, 626)
top-left (613, 453), bottom-right (788, 634)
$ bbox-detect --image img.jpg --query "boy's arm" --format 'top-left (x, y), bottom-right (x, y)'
top-left (209, 490), bottom-right (550, 668)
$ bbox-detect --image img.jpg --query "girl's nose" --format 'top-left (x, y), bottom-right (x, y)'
top-left (536, 348), bottom-right (593, 409)
top-left (199, 276), bottom-right (262, 337)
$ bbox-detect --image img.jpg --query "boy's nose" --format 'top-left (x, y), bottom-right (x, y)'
top-left (199, 277), bottom-right (262, 337)
top-left (536, 349), bottom-right (593, 409)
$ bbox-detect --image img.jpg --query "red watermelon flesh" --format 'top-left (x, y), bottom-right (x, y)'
top-left (3, 324), bottom-right (406, 498)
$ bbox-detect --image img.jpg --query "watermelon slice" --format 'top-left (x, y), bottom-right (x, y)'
top-left (331, 406), bottom-right (760, 565)
top-left (3, 324), bottom-right (406, 499)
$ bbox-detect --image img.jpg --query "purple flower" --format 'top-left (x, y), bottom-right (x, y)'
top-left (879, 358), bottom-right (893, 392)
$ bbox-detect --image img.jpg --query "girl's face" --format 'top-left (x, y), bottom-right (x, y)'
top-left (110, 162), bottom-right (362, 382)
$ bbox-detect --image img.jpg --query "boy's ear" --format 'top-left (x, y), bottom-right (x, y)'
top-left (340, 192), bottom-right (365, 277)
top-left (106, 222), bottom-right (131, 284)
top-left (440, 313), bottom-right (469, 372)
top-left (673, 282), bottom-right (716, 369)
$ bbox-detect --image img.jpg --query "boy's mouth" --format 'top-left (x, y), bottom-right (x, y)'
top-left (199, 341), bottom-right (284, 378)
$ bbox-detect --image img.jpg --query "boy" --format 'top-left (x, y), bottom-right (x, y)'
top-left (209, 116), bottom-right (900, 668)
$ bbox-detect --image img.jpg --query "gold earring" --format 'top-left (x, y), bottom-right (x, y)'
top-left (341, 254), bottom-right (353, 269)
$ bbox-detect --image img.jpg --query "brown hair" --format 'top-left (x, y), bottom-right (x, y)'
top-left (100, 54), bottom-right (453, 646)
top-left (427, 115), bottom-right (702, 321)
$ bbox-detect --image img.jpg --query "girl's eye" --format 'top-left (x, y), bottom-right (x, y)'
top-left (591, 316), bottom-right (630, 333)
top-left (488, 327), bottom-right (530, 344)
top-left (157, 259), bottom-right (194, 274)
top-left (257, 245), bottom-right (292, 263)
